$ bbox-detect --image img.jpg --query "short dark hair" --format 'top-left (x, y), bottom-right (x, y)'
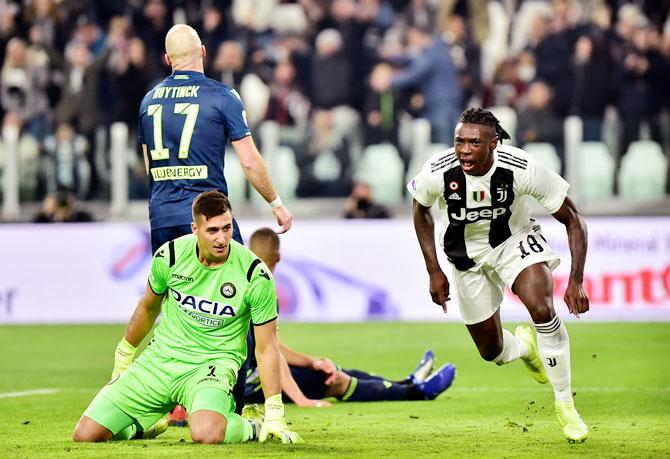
top-left (249, 227), bottom-right (280, 252)
top-left (458, 107), bottom-right (511, 142)
top-left (192, 190), bottom-right (232, 220)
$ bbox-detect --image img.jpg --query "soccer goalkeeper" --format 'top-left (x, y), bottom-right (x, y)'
top-left (73, 191), bottom-right (302, 445)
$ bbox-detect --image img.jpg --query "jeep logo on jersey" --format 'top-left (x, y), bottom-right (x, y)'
top-left (171, 288), bottom-right (238, 317)
top-left (450, 207), bottom-right (507, 222)
top-left (220, 282), bottom-right (236, 298)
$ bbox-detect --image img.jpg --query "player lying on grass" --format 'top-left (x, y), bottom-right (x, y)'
top-left (409, 107), bottom-right (589, 442)
top-left (73, 191), bottom-right (302, 444)
top-left (244, 228), bottom-right (456, 406)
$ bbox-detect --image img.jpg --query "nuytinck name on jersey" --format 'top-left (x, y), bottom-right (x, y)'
top-left (152, 85), bottom-right (200, 99)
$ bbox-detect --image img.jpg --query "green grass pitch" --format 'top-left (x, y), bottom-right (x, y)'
top-left (1, 322), bottom-right (668, 458)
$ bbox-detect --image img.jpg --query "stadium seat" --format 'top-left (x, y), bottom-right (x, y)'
top-left (239, 73), bottom-right (270, 126)
top-left (356, 143), bottom-right (404, 204)
top-left (262, 145), bottom-right (300, 203)
top-left (523, 142), bottom-right (562, 174)
top-left (224, 149), bottom-right (247, 203)
top-left (481, 0), bottom-right (510, 83)
top-left (313, 150), bottom-right (341, 181)
top-left (488, 106), bottom-right (517, 146)
top-left (405, 143), bottom-right (448, 194)
top-left (575, 142), bottom-right (614, 201)
top-left (618, 140), bottom-right (668, 200)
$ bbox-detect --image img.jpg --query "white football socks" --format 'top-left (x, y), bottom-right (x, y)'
top-left (535, 315), bottom-right (573, 402)
top-left (493, 328), bottom-right (529, 365)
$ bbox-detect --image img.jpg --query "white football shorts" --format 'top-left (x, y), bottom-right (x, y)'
top-left (452, 225), bottom-right (560, 325)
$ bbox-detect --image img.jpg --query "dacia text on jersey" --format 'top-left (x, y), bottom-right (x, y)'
top-left (171, 288), bottom-right (238, 327)
top-left (153, 85), bottom-right (200, 99)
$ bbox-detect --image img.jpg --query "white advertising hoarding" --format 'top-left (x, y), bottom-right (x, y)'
top-left (0, 217), bottom-right (669, 323)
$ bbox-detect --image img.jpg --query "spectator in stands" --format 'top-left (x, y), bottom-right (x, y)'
top-left (570, 5), bottom-right (615, 141)
top-left (402, 0), bottom-right (437, 32)
top-left (516, 51), bottom-right (537, 85)
top-left (268, 34), bottom-right (312, 95)
top-left (108, 20), bottom-right (155, 129)
top-left (1, 37), bottom-right (49, 140)
top-left (363, 62), bottom-right (399, 141)
top-left (310, 28), bottom-right (352, 110)
top-left (614, 18), bottom-right (666, 165)
top-left (210, 40), bottom-right (247, 88)
top-left (438, 0), bottom-right (489, 46)
top-left (39, 24), bottom-right (116, 198)
top-left (1, 0), bottom-right (668, 209)
top-left (72, 15), bottom-right (107, 57)
top-left (264, 59), bottom-right (311, 128)
top-left (363, 63), bottom-right (404, 164)
top-left (375, 24), bottom-right (462, 145)
top-left (444, 15), bottom-right (481, 107)
top-left (323, 0), bottom-right (373, 110)
top-left (42, 123), bottom-right (89, 197)
top-left (231, 0), bottom-right (275, 35)
top-left (296, 109), bottom-right (353, 198)
top-left (343, 181), bottom-right (391, 219)
top-left (33, 188), bottom-right (93, 223)
top-left (0, 3), bottom-right (20, 72)
top-left (22, 0), bottom-right (67, 50)
top-left (516, 80), bottom-right (564, 172)
top-left (199, 5), bottom-right (231, 76)
top-left (132, 0), bottom-right (172, 78)
top-left (309, 28), bottom-right (361, 149)
top-left (482, 58), bottom-right (527, 110)
top-left (526, 10), bottom-right (574, 117)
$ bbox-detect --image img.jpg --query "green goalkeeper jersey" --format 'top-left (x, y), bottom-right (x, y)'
top-left (147, 234), bottom-right (277, 371)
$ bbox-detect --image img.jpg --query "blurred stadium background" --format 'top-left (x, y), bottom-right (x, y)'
top-left (0, 0), bottom-right (669, 456)
top-left (0, 0), bottom-right (669, 322)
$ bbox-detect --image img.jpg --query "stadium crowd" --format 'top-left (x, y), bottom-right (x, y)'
top-left (1, 0), bottom-right (669, 203)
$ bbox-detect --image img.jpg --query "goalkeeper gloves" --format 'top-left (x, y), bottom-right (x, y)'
top-left (111, 338), bottom-right (137, 380)
top-left (259, 394), bottom-right (304, 444)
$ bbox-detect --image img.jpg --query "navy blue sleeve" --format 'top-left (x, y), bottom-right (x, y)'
top-left (220, 88), bottom-right (251, 141)
top-left (137, 95), bottom-right (148, 144)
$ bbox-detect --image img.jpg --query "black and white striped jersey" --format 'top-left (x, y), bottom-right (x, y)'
top-left (407, 145), bottom-right (569, 271)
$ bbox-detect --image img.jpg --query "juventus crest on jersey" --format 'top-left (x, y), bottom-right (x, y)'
top-left (408, 145), bottom-right (569, 271)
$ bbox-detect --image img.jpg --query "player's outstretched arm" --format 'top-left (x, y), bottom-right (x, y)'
top-left (254, 320), bottom-right (304, 444)
top-left (111, 284), bottom-right (164, 379)
top-left (232, 136), bottom-right (293, 233)
top-left (552, 197), bottom-right (589, 318)
top-left (277, 341), bottom-right (332, 406)
top-left (278, 348), bottom-right (331, 407)
top-left (280, 342), bottom-right (338, 386)
top-left (412, 199), bottom-right (450, 313)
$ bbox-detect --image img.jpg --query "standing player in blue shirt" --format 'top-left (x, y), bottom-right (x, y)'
top-left (138, 24), bottom-right (292, 254)
top-left (138, 24), bottom-right (292, 417)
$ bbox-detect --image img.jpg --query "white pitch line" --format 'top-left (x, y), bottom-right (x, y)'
top-left (0, 388), bottom-right (60, 399)
top-left (450, 387), bottom-right (670, 393)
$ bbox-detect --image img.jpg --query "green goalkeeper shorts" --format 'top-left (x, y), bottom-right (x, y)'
top-left (84, 345), bottom-right (237, 432)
